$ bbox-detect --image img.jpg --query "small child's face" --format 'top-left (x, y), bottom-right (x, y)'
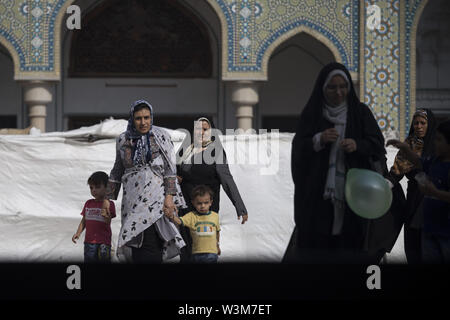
top-left (192, 194), bottom-right (212, 214)
top-left (89, 183), bottom-right (107, 200)
top-left (434, 132), bottom-right (450, 157)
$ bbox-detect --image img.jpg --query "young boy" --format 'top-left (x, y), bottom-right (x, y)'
top-left (165, 185), bottom-right (220, 263)
top-left (388, 120), bottom-right (450, 264)
top-left (72, 171), bottom-right (116, 263)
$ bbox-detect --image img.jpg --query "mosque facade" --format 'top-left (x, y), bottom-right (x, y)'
top-left (0, 0), bottom-right (448, 139)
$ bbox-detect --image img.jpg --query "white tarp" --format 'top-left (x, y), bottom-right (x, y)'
top-left (0, 118), bottom-right (407, 263)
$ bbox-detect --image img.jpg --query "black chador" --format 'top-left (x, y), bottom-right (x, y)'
top-left (285, 62), bottom-right (405, 264)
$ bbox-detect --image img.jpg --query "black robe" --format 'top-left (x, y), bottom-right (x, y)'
top-left (177, 141), bottom-right (247, 216)
top-left (286, 62), bottom-right (405, 262)
top-left (175, 120), bottom-right (247, 262)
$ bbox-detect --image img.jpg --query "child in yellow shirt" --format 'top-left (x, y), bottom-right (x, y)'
top-left (165, 185), bottom-right (220, 263)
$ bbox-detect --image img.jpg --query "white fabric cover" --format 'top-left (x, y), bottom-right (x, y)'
top-left (0, 118), bottom-right (407, 263)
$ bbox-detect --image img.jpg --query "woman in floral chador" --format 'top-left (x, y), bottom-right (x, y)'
top-left (108, 100), bottom-right (186, 263)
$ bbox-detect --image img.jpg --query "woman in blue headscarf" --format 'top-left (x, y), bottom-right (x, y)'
top-left (108, 100), bottom-right (186, 263)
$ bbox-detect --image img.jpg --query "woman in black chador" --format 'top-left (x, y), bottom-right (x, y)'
top-left (176, 117), bottom-right (248, 262)
top-left (286, 62), bottom-right (405, 264)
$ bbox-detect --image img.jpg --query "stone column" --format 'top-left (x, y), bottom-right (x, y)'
top-left (23, 81), bottom-right (52, 133)
top-left (230, 81), bottom-right (259, 131)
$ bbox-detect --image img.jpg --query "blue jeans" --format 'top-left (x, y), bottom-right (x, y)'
top-left (422, 233), bottom-right (450, 264)
top-left (84, 243), bottom-right (111, 263)
top-left (191, 253), bottom-right (218, 263)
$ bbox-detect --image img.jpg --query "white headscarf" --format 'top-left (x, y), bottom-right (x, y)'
top-left (179, 117), bottom-right (213, 164)
top-left (322, 70), bottom-right (350, 106)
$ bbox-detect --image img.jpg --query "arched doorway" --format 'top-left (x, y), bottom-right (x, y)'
top-left (416, 0), bottom-right (450, 120)
top-left (0, 43), bottom-right (22, 129)
top-left (59, 0), bottom-right (221, 131)
top-left (258, 32), bottom-right (335, 132)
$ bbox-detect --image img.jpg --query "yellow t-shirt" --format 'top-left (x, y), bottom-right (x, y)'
top-left (180, 211), bottom-right (220, 254)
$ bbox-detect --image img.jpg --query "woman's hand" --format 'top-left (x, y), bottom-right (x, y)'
top-left (340, 139), bottom-right (357, 153)
top-left (320, 128), bottom-right (339, 144)
top-left (163, 194), bottom-right (178, 216)
top-left (387, 139), bottom-right (422, 168)
top-left (238, 214), bottom-right (248, 225)
top-left (386, 139), bottom-right (410, 151)
top-left (176, 175), bottom-right (183, 184)
top-left (164, 209), bottom-right (174, 220)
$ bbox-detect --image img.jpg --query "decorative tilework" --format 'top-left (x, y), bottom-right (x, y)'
top-left (217, 0), bottom-right (360, 78)
top-left (255, 0), bottom-right (359, 73)
top-left (404, 0), bottom-right (428, 137)
top-left (359, 0), bottom-right (427, 138)
top-left (0, 0), bottom-right (68, 79)
top-left (236, 0), bottom-right (256, 67)
top-left (0, 0), bottom-right (429, 137)
top-left (0, 0), bottom-right (27, 70)
top-left (1, 0), bottom-right (359, 79)
top-left (363, 0), bottom-right (401, 135)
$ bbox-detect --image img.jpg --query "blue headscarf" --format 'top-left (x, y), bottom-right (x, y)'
top-left (126, 99), bottom-right (154, 165)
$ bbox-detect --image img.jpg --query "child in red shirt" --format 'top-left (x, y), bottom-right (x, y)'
top-left (72, 171), bottom-right (116, 263)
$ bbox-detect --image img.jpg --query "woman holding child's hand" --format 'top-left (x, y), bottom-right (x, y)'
top-left (176, 117), bottom-right (248, 262)
top-left (107, 100), bottom-right (187, 263)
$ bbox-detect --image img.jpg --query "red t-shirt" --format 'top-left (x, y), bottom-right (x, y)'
top-left (81, 199), bottom-right (116, 246)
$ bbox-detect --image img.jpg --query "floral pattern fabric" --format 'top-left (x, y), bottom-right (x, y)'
top-left (109, 126), bottom-right (186, 260)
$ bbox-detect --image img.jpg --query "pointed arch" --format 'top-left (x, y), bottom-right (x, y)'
top-left (0, 35), bottom-right (21, 79)
top-left (260, 25), bottom-right (346, 81)
top-left (204, 0), bottom-right (229, 79)
top-left (46, 0), bottom-right (77, 80)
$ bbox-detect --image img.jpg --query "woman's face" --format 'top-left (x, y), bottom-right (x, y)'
top-left (413, 115), bottom-right (428, 138)
top-left (133, 108), bottom-right (152, 134)
top-left (201, 121), bottom-right (211, 142)
top-left (194, 120), bottom-right (211, 144)
top-left (324, 75), bottom-right (348, 107)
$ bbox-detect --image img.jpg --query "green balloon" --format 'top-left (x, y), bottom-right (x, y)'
top-left (345, 168), bottom-right (392, 219)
